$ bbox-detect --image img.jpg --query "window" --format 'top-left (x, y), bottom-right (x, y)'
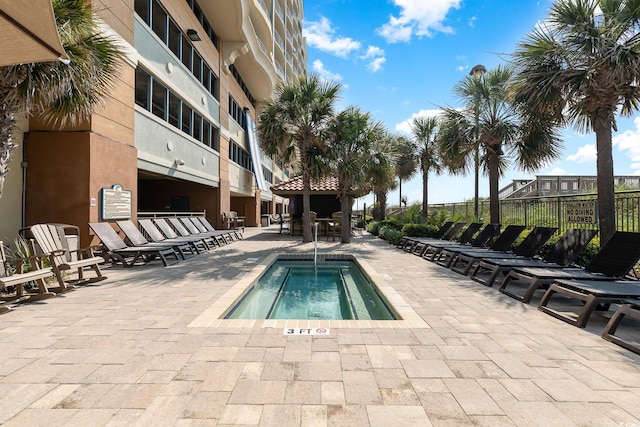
top-left (135, 66), bottom-right (219, 152)
top-left (168, 92), bottom-right (180, 128)
top-left (151, 1), bottom-right (167, 42)
top-left (151, 80), bottom-right (167, 120)
top-left (134, 67), bottom-right (150, 110)
top-left (229, 96), bottom-right (245, 127)
top-left (134, 0), bottom-right (149, 21)
top-left (181, 36), bottom-right (192, 70)
top-left (229, 140), bottom-right (250, 169)
top-left (193, 52), bottom-right (202, 81)
top-left (181, 104), bottom-right (192, 135)
top-left (168, 20), bottom-right (181, 57)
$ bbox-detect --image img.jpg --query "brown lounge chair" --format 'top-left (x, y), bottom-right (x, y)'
top-left (181, 217), bottom-right (236, 244)
top-left (420, 223), bottom-right (483, 261)
top-left (397, 221), bottom-right (454, 250)
top-left (89, 222), bottom-right (180, 267)
top-left (499, 231), bottom-right (640, 303)
top-left (469, 228), bottom-right (598, 287)
top-left (29, 224), bottom-right (106, 289)
top-left (410, 222), bottom-right (468, 256)
top-left (155, 218), bottom-right (220, 249)
top-left (138, 219), bottom-right (208, 254)
top-left (602, 299), bottom-right (640, 355)
top-left (116, 220), bottom-right (199, 259)
top-left (445, 225), bottom-right (528, 274)
top-left (431, 224), bottom-right (502, 267)
top-left (193, 216), bottom-right (242, 240)
top-left (1, 240), bottom-right (56, 313)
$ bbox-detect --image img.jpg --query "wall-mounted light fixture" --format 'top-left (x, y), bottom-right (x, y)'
top-left (174, 158), bottom-right (185, 166)
top-left (186, 29), bottom-right (201, 41)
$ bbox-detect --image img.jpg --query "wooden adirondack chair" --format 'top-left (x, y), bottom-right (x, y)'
top-left (29, 224), bottom-right (106, 288)
top-left (1, 240), bottom-right (56, 313)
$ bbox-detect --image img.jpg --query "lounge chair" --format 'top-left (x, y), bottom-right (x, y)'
top-left (1, 240), bottom-right (57, 312)
top-left (602, 299), bottom-right (640, 355)
top-left (410, 222), bottom-right (468, 256)
top-left (420, 223), bottom-right (483, 261)
top-left (397, 221), bottom-right (453, 250)
top-left (29, 224), bottom-right (106, 289)
top-left (197, 216), bottom-right (243, 240)
top-left (183, 217), bottom-right (236, 243)
top-left (432, 224), bottom-right (502, 267)
top-left (499, 231), bottom-right (640, 303)
top-left (537, 279), bottom-right (640, 328)
top-left (469, 228), bottom-right (598, 287)
top-left (164, 217), bottom-right (224, 248)
top-left (151, 218), bottom-right (216, 250)
top-left (116, 220), bottom-right (198, 259)
top-left (89, 222), bottom-right (180, 267)
top-left (447, 225), bottom-right (527, 275)
top-left (138, 219), bottom-right (208, 254)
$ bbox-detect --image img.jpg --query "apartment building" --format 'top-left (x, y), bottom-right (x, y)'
top-left (0, 0), bottom-right (306, 244)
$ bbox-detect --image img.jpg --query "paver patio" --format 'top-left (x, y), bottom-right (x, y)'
top-left (1, 226), bottom-right (639, 426)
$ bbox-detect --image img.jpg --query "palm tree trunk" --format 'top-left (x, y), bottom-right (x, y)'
top-left (340, 193), bottom-right (351, 243)
top-left (302, 172), bottom-right (312, 243)
top-left (593, 113), bottom-right (616, 244)
top-left (422, 167), bottom-right (429, 219)
top-left (487, 151), bottom-right (500, 224)
top-left (0, 109), bottom-right (18, 198)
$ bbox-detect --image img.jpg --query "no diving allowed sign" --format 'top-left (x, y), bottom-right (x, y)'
top-left (284, 328), bottom-right (330, 335)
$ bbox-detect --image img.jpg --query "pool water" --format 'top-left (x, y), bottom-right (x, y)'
top-left (225, 259), bottom-right (396, 320)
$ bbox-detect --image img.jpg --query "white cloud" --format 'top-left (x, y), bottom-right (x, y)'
top-left (376, 0), bottom-right (462, 43)
top-left (566, 144), bottom-right (597, 163)
top-left (395, 109), bottom-right (442, 134)
top-left (361, 46), bottom-right (386, 72)
top-left (614, 116), bottom-right (640, 162)
top-left (545, 167), bottom-right (568, 175)
top-left (312, 59), bottom-right (343, 82)
top-left (304, 17), bottom-right (361, 58)
top-left (468, 16), bottom-right (477, 28)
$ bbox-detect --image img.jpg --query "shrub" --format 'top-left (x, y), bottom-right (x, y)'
top-left (379, 219), bottom-right (403, 231)
top-left (378, 225), bottom-right (403, 245)
top-left (367, 221), bottom-right (381, 235)
top-left (401, 223), bottom-right (437, 237)
top-left (574, 236), bottom-right (600, 267)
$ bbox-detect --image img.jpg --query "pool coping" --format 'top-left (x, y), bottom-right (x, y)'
top-left (188, 252), bottom-right (430, 329)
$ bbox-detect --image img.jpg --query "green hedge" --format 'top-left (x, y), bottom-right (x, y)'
top-left (401, 223), bottom-right (437, 237)
top-left (378, 225), bottom-right (403, 245)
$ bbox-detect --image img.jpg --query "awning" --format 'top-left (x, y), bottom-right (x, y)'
top-left (0, 0), bottom-right (69, 66)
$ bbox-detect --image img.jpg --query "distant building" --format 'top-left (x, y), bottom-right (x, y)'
top-left (499, 176), bottom-right (640, 199)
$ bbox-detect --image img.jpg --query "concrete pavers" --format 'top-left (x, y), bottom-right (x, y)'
top-left (0, 227), bottom-right (639, 425)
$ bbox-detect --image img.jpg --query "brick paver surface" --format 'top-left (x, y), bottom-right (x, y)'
top-left (1, 227), bottom-right (639, 426)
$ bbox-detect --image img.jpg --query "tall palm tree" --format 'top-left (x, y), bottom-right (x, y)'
top-left (258, 74), bottom-right (340, 242)
top-left (394, 135), bottom-right (418, 209)
top-left (369, 132), bottom-right (400, 221)
top-left (0, 0), bottom-right (122, 197)
top-left (438, 65), bottom-right (562, 223)
top-left (409, 116), bottom-right (442, 218)
top-left (327, 106), bottom-right (387, 243)
top-left (512, 0), bottom-right (640, 244)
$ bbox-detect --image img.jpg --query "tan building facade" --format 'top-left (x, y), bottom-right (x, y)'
top-left (0, 0), bottom-right (305, 245)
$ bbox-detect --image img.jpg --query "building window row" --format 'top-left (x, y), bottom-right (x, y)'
top-left (136, 67), bottom-right (219, 151)
top-left (135, 0), bottom-right (219, 100)
top-left (262, 166), bottom-right (273, 184)
top-left (229, 96), bottom-right (246, 128)
top-left (229, 140), bottom-right (251, 170)
top-left (184, 0), bottom-right (219, 48)
top-left (230, 65), bottom-right (256, 106)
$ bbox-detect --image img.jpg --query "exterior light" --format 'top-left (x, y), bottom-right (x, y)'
top-left (174, 158), bottom-right (185, 166)
top-left (187, 29), bottom-right (201, 41)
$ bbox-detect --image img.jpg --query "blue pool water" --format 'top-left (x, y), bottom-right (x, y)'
top-left (225, 259), bottom-right (396, 320)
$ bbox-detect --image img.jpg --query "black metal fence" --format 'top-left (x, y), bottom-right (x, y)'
top-left (428, 190), bottom-right (640, 234)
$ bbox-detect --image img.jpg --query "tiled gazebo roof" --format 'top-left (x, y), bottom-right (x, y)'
top-left (271, 175), bottom-right (363, 196)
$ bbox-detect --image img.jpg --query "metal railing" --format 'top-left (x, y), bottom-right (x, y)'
top-left (427, 190), bottom-right (640, 234)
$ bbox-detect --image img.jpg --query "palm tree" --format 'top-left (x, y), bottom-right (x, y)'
top-left (394, 135), bottom-right (418, 209)
top-left (512, 0), bottom-right (640, 244)
top-left (258, 74), bottom-right (340, 243)
top-left (0, 0), bottom-right (122, 197)
top-left (327, 106), bottom-right (387, 243)
top-left (369, 132), bottom-right (400, 221)
top-left (438, 65), bottom-right (562, 224)
top-left (409, 116), bottom-right (442, 218)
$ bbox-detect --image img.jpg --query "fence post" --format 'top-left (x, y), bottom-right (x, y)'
top-left (557, 196), bottom-right (562, 233)
top-left (524, 201), bottom-right (528, 228)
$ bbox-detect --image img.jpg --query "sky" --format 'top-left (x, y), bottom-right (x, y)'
top-left (301, 0), bottom-right (640, 208)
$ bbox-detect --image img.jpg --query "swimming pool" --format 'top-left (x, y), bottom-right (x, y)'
top-left (225, 258), bottom-right (396, 320)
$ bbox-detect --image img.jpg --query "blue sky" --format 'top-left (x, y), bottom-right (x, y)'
top-left (301, 0), bottom-right (640, 207)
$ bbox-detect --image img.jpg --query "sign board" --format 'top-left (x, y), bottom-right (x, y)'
top-left (101, 184), bottom-right (132, 220)
top-left (565, 200), bottom-right (598, 224)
